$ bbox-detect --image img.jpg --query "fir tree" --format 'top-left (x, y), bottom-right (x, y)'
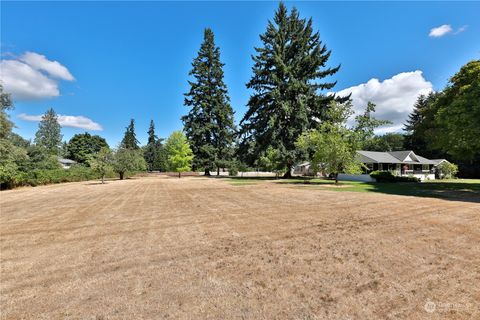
top-left (120, 119), bottom-right (139, 150)
top-left (182, 28), bottom-right (236, 176)
top-left (34, 108), bottom-right (63, 155)
top-left (403, 92), bottom-right (441, 157)
top-left (239, 2), bottom-right (345, 177)
top-left (144, 120), bottom-right (164, 171)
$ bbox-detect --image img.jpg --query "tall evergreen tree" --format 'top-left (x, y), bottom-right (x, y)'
top-left (144, 120), bottom-right (164, 171)
top-left (34, 108), bottom-right (63, 155)
top-left (403, 92), bottom-right (443, 158)
top-left (182, 28), bottom-right (236, 176)
top-left (120, 119), bottom-right (139, 150)
top-left (239, 2), bottom-right (345, 177)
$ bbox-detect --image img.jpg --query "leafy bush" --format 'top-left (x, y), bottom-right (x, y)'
top-left (228, 162), bottom-right (238, 176)
top-left (370, 170), bottom-right (419, 183)
top-left (437, 161), bottom-right (458, 179)
top-left (370, 170), bottom-right (396, 182)
top-left (394, 175), bottom-right (420, 183)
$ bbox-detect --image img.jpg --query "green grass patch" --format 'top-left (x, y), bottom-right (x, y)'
top-left (278, 177), bottom-right (480, 201)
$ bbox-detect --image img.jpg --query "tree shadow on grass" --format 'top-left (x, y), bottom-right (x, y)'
top-left (277, 178), bottom-right (480, 204)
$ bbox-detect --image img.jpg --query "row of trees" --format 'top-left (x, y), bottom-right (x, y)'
top-left (404, 60), bottom-right (480, 177)
top-left (0, 86), bottom-right (194, 187)
top-left (182, 3), bottom-right (478, 178)
top-left (181, 3), bottom-right (392, 178)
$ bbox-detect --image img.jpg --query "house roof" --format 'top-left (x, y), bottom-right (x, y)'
top-left (357, 151), bottom-right (402, 164)
top-left (357, 150), bottom-right (436, 165)
top-left (431, 159), bottom-right (448, 165)
top-left (58, 158), bottom-right (76, 164)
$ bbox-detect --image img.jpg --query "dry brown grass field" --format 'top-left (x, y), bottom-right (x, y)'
top-left (1, 175), bottom-right (479, 319)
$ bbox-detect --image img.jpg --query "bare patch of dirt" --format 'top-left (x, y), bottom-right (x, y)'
top-left (1, 176), bottom-right (479, 319)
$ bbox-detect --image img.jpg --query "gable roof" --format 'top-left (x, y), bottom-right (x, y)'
top-left (357, 151), bottom-right (402, 164)
top-left (388, 151), bottom-right (415, 162)
top-left (431, 159), bottom-right (448, 166)
top-left (357, 150), bottom-right (436, 165)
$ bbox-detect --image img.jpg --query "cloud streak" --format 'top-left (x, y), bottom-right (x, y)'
top-left (0, 52), bottom-right (74, 100)
top-left (18, 113), bottom-right (103, 131)
top-left (429, 24), bottom-right (467, 37)
top-left (335, 71), bottom-right (433, 134)
top-left (429, 24), bottom-right (452, 37)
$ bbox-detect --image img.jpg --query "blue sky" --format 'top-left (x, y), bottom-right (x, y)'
top-left (1, 1), bottom-right (479, 146)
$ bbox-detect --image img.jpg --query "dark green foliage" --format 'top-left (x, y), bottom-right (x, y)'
top-left (120, 119), bottom-right (140, 150)
top-left (403, 92), bottom-right (444, 159)
top-left (363, 133), bottom-right (405, 152)
top-left (239, 3), bottom-right (345, 176)
top-left (0, 84), bottom-right (13, 140)
top-left (370, 170), bottom-right (419, 183)
top-left (143, 120), bottom-right (166, 171)
top-left (182, 28), bottom-right (236, 175)
top-left (430, 60), bottom-right (480, 161)
top-left (34, 108), bottom-right (63, 155)
top-left (66, 133), bottom-right (109, 164)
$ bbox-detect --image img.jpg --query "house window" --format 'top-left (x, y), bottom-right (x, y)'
top-left (422, 164), bottom-right (429, 171)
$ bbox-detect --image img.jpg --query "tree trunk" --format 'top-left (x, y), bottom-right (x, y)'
top-left (119, 172), bottom-right (124, 180)
top-left (217, 167), bottom-right (220, 176)
top-left (101, 175), bottom-right (105, 184)
top-left (283, 170), bottom-right (292, 179)
top-left (179, 172), bottom-right (181, 178)
top-left (335, 173), bottom-right (338, 184)
top-left (204, 169), bottom-right (211, 176)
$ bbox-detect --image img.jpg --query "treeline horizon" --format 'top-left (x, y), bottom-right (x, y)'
top-left (1, 2), bottom-right (479, 187)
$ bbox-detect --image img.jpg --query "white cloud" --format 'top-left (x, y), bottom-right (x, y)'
top-left (20, 52), bottom-right (74, 81)
top-left (18, 113), bottom-right (103, 131)
top-left (0, 52), bottom-right (74, 101)
top-left (0, 60), bottom-right (59, 100)
top-left (335, 71), bottom-right (433, 134)
top-left (429, 24), bottom-right (453, 37)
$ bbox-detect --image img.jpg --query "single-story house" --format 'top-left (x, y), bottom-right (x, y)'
top-left (294, 150), bottom-right (448, 181)
top-left (58, 158), bottom-right (77, 169)
top-left (357, 150), bottom-right (448, 180)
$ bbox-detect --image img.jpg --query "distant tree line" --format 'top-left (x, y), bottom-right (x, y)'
top-left (2, 2), bottom-right (478, 188)
top-left (182, 3), bottom-right (479, 178)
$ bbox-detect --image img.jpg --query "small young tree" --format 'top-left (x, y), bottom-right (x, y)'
top-left (88, 147), bottom-right (113, 184)
top-left (34, 108), bottom-right (63, 155)
top-left (296, 101), bottom-right (363, 184)
top-left (437, 162), bottom-right (458, 179)
top-left (113, 148), bottom-right (146, 180)
top-left (258, 146), bottom-right (285, 178)
top-left (165, 131), bottom-right (193, 178)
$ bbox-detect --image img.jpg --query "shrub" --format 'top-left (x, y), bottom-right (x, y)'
top-left (437, 161), bottom-right (458, 179)
top-left (228, 163), bottom-right (238, 176)
top-left (395, 175), bottom-right (420, 183)
top-left (370, 170), bottom-right (396, 182)
top-left (370, 170), bottom-right (419, 183)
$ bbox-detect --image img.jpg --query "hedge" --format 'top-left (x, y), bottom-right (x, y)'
top-left (370, 170), bottom-right (419, 183)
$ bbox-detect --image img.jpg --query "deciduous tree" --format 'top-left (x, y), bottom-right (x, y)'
top-left (165, 131), bottom-right (193, 178)
top-left (88, 147), bottom-right (113, 184)
top-left (66, 133), bottom-right (109, 163)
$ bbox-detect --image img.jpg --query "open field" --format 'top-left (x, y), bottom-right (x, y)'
top-left (1, 176), bottom-right (479, 319)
